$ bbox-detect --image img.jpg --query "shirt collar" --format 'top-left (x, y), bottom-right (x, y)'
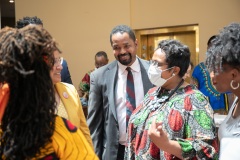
top-left (118, 57), bottom-right (140, 74)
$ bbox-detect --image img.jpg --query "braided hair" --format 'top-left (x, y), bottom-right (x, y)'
top-left (0, 25), bottom-right (59, 159)
top-left (205, 23), bottom-right (240, 74)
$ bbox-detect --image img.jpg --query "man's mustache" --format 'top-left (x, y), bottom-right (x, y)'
top-left (118, 53), bottom-right (130, 58)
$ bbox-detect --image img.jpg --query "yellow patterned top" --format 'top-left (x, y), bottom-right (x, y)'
top-left (33, 116), bottom-right (98, 159)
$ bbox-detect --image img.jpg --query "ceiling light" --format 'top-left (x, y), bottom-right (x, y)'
top-left (9, 0), bottom-right (14, 3)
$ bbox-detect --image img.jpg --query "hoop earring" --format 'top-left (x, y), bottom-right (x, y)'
top-left (230, 80), bottom-right (240, 90)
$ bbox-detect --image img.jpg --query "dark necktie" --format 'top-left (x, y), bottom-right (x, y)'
top-left (126, 67), bottom-right (136, 128)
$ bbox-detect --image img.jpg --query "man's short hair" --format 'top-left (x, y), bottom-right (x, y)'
top-left (16, 16), bottom-right (43, 29)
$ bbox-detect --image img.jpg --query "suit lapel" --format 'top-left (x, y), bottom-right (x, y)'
top-left (138, 58), bottom-right (153, 94)
top-left (106, 61), bottom-right (118, 121)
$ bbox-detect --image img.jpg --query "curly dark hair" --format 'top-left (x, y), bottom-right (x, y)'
top-left (157, 39), bottom-right (191, 77)
top-left (0, 25), bottom-right (58, 159)
top-left (16, 16), bottom-right (43, 29)
top-left (110, 25), bottom-right (136, 46)
top-left (205, 23), bottom-right (240, 74)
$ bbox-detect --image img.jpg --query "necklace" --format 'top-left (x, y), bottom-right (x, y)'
top-left (157, 79), bottom-right (184, 103)
top-left (149, 79), bottom-right (184, 112)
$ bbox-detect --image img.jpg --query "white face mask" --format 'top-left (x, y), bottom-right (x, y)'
top-left (148, 64), bottom-right (174, 87)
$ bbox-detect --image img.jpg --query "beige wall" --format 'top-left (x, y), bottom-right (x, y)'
top-left (130, 0), bottom-right (240, 61)
top-left (15, 0), bottom-right (240, 88)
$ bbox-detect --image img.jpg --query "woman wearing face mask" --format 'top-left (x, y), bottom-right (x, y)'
top-left (124, 39), bottom-right (218, 160)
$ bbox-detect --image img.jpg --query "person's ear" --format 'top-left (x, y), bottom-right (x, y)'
top-left (232, 68), bottom-right (240, 82)
top-left (135, 39), bottom-right (138, 47)
top-left (172, 66), bottom-right (180, 76)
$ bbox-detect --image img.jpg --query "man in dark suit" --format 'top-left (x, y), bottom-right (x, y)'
top-left (87, 25), bottom-right (153, 160)
top-left (61, 58), bottom-right (73, 84)
top-left (16, 16), bottom-right (73, 84)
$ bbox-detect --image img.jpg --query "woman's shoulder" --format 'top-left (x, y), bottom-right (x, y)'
top-left (55, 82), bottom-right (77, 92)
top-left (179, 85), bottom-right (213, 111)
top-left (181, 84), bottom-right (202, 95)
top-left (56, 82), bottom-right (74, 88)
top-left (175, 84), bottom-right (209, 104)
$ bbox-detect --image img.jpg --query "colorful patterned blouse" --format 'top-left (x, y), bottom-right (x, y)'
top-left (125, 85), bottom-right (218, 160)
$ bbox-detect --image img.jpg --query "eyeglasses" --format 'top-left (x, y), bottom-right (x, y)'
top-left (54, 57), bottom-right (63, 66)
top-left (150, 60), bottom-right (168, 67)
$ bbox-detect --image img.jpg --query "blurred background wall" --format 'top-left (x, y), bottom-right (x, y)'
top-left (2, 0), bottom-right (240, 88)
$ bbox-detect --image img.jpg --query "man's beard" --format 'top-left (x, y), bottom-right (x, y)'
top-left (117, 53), bottom-right (132, 66)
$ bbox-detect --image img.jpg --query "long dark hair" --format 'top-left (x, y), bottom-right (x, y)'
top-left (0, 26), bottom-right (58, 159)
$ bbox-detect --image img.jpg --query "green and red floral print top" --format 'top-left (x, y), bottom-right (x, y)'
top-left (125, 85), bottom-right (219, 160)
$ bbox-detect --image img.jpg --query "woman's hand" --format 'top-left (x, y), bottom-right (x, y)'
top-left (148, 117), bottom-right (170, 149)
top-left (148, 117), bottom-right (183, 159)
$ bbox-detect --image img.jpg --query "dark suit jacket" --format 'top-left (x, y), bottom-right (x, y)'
top-left (61, 59), bottom-right (73, 84)
top-left (87, 58), bottom-right (153, 160)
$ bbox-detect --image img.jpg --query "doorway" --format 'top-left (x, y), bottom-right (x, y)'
top-left (0, 0), bottom-right (15, 28)
top-left (135, 25), bottom-right (199, 66)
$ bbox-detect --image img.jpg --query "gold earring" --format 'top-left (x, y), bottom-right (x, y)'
top-left (230, 80), bottom-right (240, 90)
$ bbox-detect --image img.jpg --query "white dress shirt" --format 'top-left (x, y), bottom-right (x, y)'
top-left (116, 58), bottom-right (144, 145)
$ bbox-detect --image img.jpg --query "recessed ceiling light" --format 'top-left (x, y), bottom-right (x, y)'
top-left (9, 0), bottom-right (14, 3)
